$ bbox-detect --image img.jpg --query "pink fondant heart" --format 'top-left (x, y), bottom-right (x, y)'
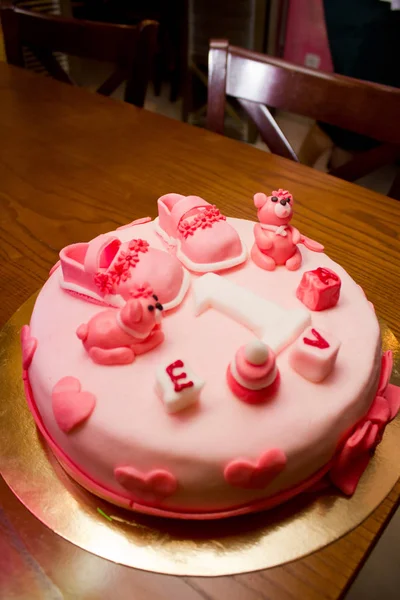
top-left (224, 448), bottom-right (287, 489)
top-left (20, 325), bottom-right (37, 370)
top-left (114, 466), bottom-right (178, 502)
top-left (52, 376), bottom-right (96, 433)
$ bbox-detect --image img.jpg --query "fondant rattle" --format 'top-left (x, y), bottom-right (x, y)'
top-left (227, 340), bottom-right (280, 404)
top-left (251, 189), bottom-right (324, 271)
top-left (76, 284), bottom-right (164, 365)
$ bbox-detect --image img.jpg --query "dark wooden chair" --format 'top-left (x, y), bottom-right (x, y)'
top-left (0, 3), bottom-right (158, 107)
top-left (207, 39), bottom-right (400, 199)
top-left (75, 0), bottom-right (187, 103)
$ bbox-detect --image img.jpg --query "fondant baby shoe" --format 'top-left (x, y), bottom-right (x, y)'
top-left (155, 194), bottom-right (247, 273)
top-left (59, 234), bottom-right (190, 310)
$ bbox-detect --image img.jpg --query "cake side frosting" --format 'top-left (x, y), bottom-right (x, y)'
top-left (25, 216), bottom-right (383, 515)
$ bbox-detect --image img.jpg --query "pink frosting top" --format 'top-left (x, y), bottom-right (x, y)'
top-left (27, 218), bottom-right (381, 514)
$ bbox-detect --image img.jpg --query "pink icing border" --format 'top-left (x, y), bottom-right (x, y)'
top-left (23, 371), bottom-right (334, 519)
top-left (22, 353), bottom-right (398, 520)
top-left (20, 325), bottom-right (37, 369)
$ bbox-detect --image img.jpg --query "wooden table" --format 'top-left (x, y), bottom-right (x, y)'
top-left (0, 62), bottom-right (399, 600)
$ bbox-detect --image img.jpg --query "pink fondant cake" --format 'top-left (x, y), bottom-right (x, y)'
top-left (21, 190), bottom-right (400, 519)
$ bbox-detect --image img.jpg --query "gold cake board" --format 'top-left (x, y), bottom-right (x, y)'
top-left (0, 295), bottom-right (399, 577)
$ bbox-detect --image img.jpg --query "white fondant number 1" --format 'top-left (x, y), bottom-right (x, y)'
top-left (193, 273), bottom-right (310, 354)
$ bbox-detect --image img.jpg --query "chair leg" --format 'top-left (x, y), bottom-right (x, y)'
top-left (169, 65), bottom-right (180, 103)
top-left (329, 146), bottom-right (353, 170)
top-left (181, 65), bottom-right (193, 122)
top-left (153, 52), bottom-right (164, 96)
top-left (298, 123), bottom-right (333, 167)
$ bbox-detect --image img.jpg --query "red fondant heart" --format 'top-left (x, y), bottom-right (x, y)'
top-left (114, 466), bottom-right (177, 502)
top-left (224, 448), bottom-right (287, 489)
top-left (52, 376), bottom-right (96, 433)
top-left (20, 325), bottom-right (37, 370)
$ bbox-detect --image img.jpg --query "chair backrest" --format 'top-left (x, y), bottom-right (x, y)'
top-left (207, 39), bottom-right (400, 187)
top-left (0, 4), bottom-right (158, 107)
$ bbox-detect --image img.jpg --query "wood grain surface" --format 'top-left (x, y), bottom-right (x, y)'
top-left (0, 62), bottom-right (399, 599)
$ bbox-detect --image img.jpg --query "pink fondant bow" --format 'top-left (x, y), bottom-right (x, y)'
top-left (330, 351), bottom-right (400, 495)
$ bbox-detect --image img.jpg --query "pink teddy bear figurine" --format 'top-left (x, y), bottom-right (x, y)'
top-left (76, 285), bottom-right (164, 365)
top-left (251, 189), bottom-right (302, 271)
top-left (250, 189), bottom-right (324, 271)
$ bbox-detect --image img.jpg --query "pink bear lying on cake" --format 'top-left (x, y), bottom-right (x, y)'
top-left (76, 284), bottom-right (164, 365)
top-left (251, 189), bottom-right (323, 271)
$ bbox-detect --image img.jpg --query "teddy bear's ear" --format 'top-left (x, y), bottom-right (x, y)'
top-left (254, 192), bottom-right (267, 208)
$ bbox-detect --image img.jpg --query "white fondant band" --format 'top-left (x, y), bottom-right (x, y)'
top-left (103, 293), bottom-right (125, 307)
top-left (163, 267), bottom-right (191, 311)
top-left (59, 266), bottom-right (190, 312)
top-left (260, 224), bottom-right (288, 237)
top-left (154, 217), bottom-right (178, 247)
top-left (116, 313), bottom-right (150, 339)
top-left (59, 276), bottom-right (125, 307)
top-left (230, 361), bottom-right (277, 390)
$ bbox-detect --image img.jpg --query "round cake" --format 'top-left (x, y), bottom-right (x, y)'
top-left (21, 191), bottom-right (399, 519)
